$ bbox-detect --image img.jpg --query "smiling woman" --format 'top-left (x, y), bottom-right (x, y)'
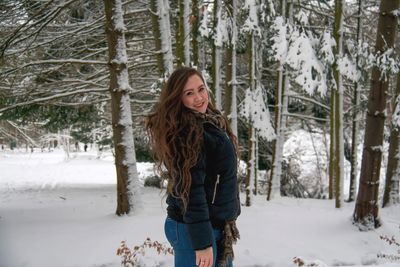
top-left (181, 75), bottom-right (209, 114)
top-left (145, 67), bottom-right (241, 267)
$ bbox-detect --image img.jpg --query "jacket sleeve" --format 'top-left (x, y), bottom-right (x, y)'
top-left (183, 142), bottom-right (214, 250)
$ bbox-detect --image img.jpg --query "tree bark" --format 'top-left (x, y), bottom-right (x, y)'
top-left (353, 0), bottom-right (399, 228)
top-left (348, 0), bottom-right (363, 202)
top-left (332, 0), bottom-right (344, 208)
top-left (223, 0), bottom-right (237, 136)
top-left (176, 0), bottom-right (185, 67)
top-left (211, 0), bottom-right (222, 109)
top-left (268, 0), bottom-right (291, 201)
top-left (382, 72), bottom-right (400, 207)
top-left (191, 0), bottom-right (199, 67)
top-left (150, 0), bottom-right (163, 76)
top-left (158, 0), bottom-right (174, 77)
top-left (104, 0), bottom-right (141, 215)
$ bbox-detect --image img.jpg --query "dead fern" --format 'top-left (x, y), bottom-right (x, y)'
top-left (377, 235), bottom-right (400, 262)
top-left (116, 238), bottom-right (174, 267)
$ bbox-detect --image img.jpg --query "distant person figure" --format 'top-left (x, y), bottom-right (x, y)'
top-left (84, 144), bottom-right (88, 152)
top-left (1, 144), bottom-right (4, 150)
top-left (75, 141), bottom-right (79, 152)
top-left (146, 67), bottom-right (241, 267)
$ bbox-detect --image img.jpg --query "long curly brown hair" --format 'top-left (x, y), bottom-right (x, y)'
top-left (145, 67), bottom-right (238, 211)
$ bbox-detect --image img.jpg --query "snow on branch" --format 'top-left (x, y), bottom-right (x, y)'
top-left (199, 4), bottom-right (210, 38)
top-left (239, 86), bottom-right (275, 141)
top-left (112, 0), bottom-right (127, 32)
top-left (214, 9), bottom-right (229, 47)
top-left (0, 88), bottom-right (108, 114)
top-left (1, 59), bottom-right (108, 76)
top-left (372, 48), bottom-right (399, 80)
top-left (392, 95), bottom-right (400, 129)
top-left (319, 30), bottom-right (335, 65)
top-left (337, 55), bottom-right (360, 82)
top-left (271, 16), bottom-right (288, 64)
top-left (242, 0), bottom-right (261, 36)
top-left (286, 28), bottom-right (327, 96)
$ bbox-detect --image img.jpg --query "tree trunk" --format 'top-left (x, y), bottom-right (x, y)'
top-left (245, 126), bottom-right (256, 206)
top-left (353, 0), bottom-right (399, 228)
top-left (176, 0), bottom-right (185, 67)
top-left (332, 0), bottom-right (344, 208)
top-left (245, 31), bottom-right (256, 206)
top-left (211, 0), bottom-right (222, 109)
top-left (382, 72), bottom-right (400, 207)
top-left (268, 0), bottom-right (291, 201)
top-left (104, 0), bottom-right (142, 215)
top-left (150, 0), bottom-right (163, 76)
top-left (191, 0), bottom-right (199, 67)
top-left (223, 0), bottom-right (238, 136)
top-left (157, 0), bottom-right (173, 77)
top-left (183, 0), bottom-right (190, 66)
top-left (329, 88), bottom-right (335, 200)
top-left (348, 0), bottom-right (363, 202)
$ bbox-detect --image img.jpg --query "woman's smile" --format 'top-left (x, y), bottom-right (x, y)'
top-left (181, 74), bottom-right (209, 113)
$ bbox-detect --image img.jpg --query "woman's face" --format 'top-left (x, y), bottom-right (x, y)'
top-left (181, 74), bottom-right (209, 114)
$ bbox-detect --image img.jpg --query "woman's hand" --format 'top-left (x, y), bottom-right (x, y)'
top-left (195, 246), bottom-right (213, 267)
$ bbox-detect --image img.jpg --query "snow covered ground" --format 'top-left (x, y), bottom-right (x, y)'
top-left (1, 149), bottom-right (399, 267)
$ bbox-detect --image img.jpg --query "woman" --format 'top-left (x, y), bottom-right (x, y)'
top-left (146, 67), bottom-right (241, 267)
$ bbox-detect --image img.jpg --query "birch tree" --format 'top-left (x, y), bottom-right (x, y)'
top-left (348, 0), bottom-right (364, 203)
top-left (353, 0), bottom-right (399, 229)
top-left (104, 0), bottom-right (142, 215)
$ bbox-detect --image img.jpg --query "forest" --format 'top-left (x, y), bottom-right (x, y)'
top-left (1, 0), bottom-right (399, 233)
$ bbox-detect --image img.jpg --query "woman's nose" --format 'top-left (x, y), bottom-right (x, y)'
top-left (194, 93), bottom-right (202, 101)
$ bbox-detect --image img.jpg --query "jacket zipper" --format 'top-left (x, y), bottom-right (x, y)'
top-left (212, 174), bottom-right (220, 204)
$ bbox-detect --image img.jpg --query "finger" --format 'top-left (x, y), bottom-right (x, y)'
top-left (196, 255), bottom-right (200, 266)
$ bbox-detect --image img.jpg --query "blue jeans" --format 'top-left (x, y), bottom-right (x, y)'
top-left (164, 217), bottom-right (233, 267)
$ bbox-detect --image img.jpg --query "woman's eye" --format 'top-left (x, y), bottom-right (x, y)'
top-left (199, 87), bottom-right (205, 92)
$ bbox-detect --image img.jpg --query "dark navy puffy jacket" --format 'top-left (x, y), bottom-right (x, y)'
top-left (166, 121), bottom-right (241, 250)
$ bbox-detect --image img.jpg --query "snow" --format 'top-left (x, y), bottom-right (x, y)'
top-left (271, 16), bottom-right (288, 64)
top-left (112, 0), bottom-right (127, 32)
top-left (199, 4), bottom-right (209, 38)
top-left (1, 149), bottom-right (400, 267)
top-left (286, 29), bottom-right (327, 96)
top-left (337, 55), bottom-right (360, 82)
top-left (214, 8), bottom-right (228, 47)
top-left (242, 0), bottom-right (261, 36)
top-left (239, 87), bottom-right (275, 141)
